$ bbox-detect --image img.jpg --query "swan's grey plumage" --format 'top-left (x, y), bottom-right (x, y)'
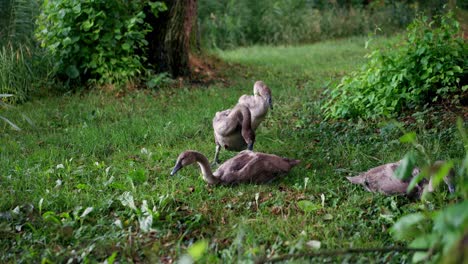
top-left (171, 150), bottom-right (300, 185)
top-left (212, 81), bottom-right (272, 164)
top-left (346, 160), bottom-right (455, 197)
top-left (238, 81), bottom-right (273, 130)
top-left (213, 104), bottom-right (255, 164)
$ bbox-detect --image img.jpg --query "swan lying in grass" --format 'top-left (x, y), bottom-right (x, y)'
top-left (346, 160), bottom-right (455, 198)
top-left (171, 150), bottom-right (300, 185)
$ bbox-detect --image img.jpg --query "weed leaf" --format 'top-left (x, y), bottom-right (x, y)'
top-left (394, 152), bottom-right (416, 180)
top-left (187, 240), bottom-right (208, 261)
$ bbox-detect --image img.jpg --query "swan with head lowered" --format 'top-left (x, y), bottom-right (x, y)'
top-left (346, 160), bottom-right (455, 198)
top-left (213, 104), bottom-right (255, 164)
top-left (238, 80), bottom-right (273, 130)
top-left (170, 150), bottom-right (300, 185)
top-left (212, 81), bottom-right (273, 164)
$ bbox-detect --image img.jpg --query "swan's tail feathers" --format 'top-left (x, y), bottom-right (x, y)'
top-left (346, 175), bottom-right (366, 185)
top-left (287, 159), bottom-right (301, 167)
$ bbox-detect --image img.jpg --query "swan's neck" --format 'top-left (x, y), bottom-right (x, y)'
top-left (194, 152), bottom-right (219, 184)
top-left (238, 106), bottom-right (252, 131)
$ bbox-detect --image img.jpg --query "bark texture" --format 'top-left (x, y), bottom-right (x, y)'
top-left (144, 0), bottom-right (197, 77)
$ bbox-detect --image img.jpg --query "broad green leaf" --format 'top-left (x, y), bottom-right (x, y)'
top-left (394, 152), bottom-right (416, 180)
top-left (406, 170), bottom-right (425, 194)
top-left (323, 214), bottom-right (333, 220)
top-left (76, 183), bottom-right (89, 190)
top-left (434, 201), bottom-right (468, 232)
top-left (72, 4), bottom-right (81, 14)
top-left (410, 234), bottom-right (435, 263)
top-left (63, 37), bottom-right (72, 46)
top-left (430, 161), bottom-right (453, 190)
top-left (391, 213), bottom-right (426, 241)
top-left (65, 65), bottom-right (79, 79)
top-left (106, 252), bottom-right (118, 264)
top-left (187, 240), bottom-right (208, 261)
top-left (122, 43), bottom-right (131, 51)
top-left (297, 200), bottom-right (320, 213)
top-left (42, 211), bottom-right (61, 224)
top-left (399, 132), bottom-right (417, 143)
top-left (412, 251), bottom-right (430, 263)
top-left (82, 20), bottom-right (94, 31)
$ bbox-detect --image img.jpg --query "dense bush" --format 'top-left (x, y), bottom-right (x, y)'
top-left (36, 0), bottom-right (166, 88)
top-left (197, 0), bottom-right (422, 49)
top-left (322, 12), bottom-right (467, 120)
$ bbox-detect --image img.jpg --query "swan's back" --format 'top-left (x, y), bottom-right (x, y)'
top-left (238, 81), bottom-right (272, 130)
top-left (214, 151), bottom-right (300, 184)
top-left (213, 105), bottom-right (253, 151)
top-left (238, 95), bottom-right (270, 130)
top-left (347, 161), bottom-right (421, 195)
top-left (213, 109), bottom-right (233, 135)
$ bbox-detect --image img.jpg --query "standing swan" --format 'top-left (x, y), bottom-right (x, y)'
top-left (213, 105), bottom-right (255, 164)
top-left (171, 150), bottom-right (300, 185)
top-left (346, 160), bottom-right (455, 197)
top-left (212, 81), bottom-right (273, 164)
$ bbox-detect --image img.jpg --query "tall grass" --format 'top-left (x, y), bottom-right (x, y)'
top-left (0, 0), bottom-right (39, 47)
top-left (0, 0), bottom-right (52, 104)
top-left (198, 0), bottom-right (449, 49)
top-left (0, 45), bottom-right (34, 103)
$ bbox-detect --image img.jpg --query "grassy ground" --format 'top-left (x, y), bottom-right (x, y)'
top-left (1, 36), bottom-right (464, 263)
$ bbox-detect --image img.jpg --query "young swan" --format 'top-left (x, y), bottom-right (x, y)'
top-left (346, 160), bottom-right (455, 198)
top-left (212, 81), bottom-right (272, 164)
top-left (213, 104), bottom-right (255, 164)
top-left (238, 81), bottom-right (273, 130)
top-left (171, 150), bottom-right (300, 185)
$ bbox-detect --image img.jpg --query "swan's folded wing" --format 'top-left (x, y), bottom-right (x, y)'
top-left (213, 109), bottom-right (238, 136)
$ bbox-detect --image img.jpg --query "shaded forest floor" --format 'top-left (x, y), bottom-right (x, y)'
top-left (0, 36), bottom-right (464, 263)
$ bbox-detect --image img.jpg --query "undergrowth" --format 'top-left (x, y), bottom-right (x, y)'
top-left (323, 11), bottom-right (467, 120)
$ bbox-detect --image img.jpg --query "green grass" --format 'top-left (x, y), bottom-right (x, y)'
top-left (0, 36), bottom-right (464, 263)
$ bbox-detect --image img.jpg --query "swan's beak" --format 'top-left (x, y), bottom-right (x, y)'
top-left (448, 182), bottom-right (455, 193)
top-left (443, 174), bottom-right (455, 194)
top-left (170, 162), bottom-right (182, 176)
top-left (268, 96), bottom-right (273, 110)
top-left (247, 142), bottom-right (254, 151)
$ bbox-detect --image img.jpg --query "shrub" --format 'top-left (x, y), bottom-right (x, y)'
top-left (36, 0), bottom-right (166, 88)
top-left (390, 121), bottom-right (468, 263)
top-left (322, 12), bottom-right (467, 120)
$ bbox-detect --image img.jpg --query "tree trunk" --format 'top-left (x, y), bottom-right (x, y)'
top-left (144, 0), bottom-right (197, 78)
